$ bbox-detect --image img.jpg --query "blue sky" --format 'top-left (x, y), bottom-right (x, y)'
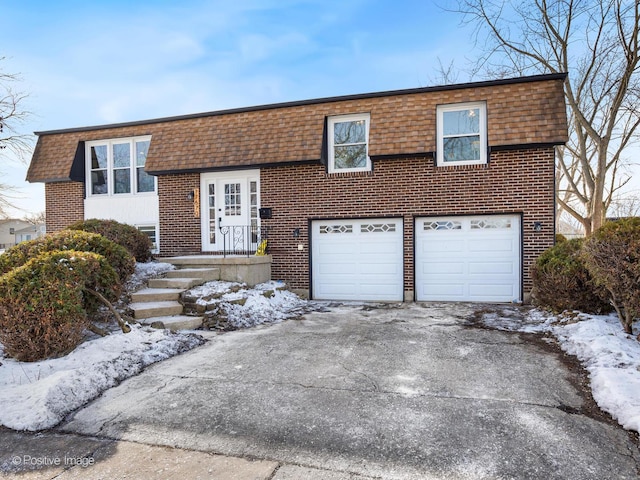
top-left (3, 0), bottom-right (477, 216)
top-left (5, 1), bottom-right (636, 218)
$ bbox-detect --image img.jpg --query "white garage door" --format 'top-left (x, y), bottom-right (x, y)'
top-left (415, 215), bottom-right (521, 302)
top-left (312, 218), bottom-right (403, 301)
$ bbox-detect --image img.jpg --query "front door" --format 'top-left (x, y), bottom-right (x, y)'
top-left (200, 171), bottom-right (260, 252)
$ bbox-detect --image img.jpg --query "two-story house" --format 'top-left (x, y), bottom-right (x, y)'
top-left (26, 73), bottom-right (568, 302)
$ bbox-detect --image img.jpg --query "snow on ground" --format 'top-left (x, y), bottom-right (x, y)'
top-left (124, 261), bottom-right (175, 292)
top-left (478, 307), bottom-right (640, 432)
top-left (0, 325), bottom-right (204, 431)
top-left (187, 280), bottom-right (311, 328)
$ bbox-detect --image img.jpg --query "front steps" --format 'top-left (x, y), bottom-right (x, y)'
top-left (130, 267), bottom-right (220, 331)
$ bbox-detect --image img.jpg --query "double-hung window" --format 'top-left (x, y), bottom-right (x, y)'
top-left (328, 113), bottom-right (371, 173)
top-left (87, 136), bottom-right (154, 196)
top-left (436, 102), bottom-right (487, 166)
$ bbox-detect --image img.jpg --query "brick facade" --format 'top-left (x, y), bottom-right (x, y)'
top-left (158, 173), bottom-right (201, 256)
top-left (45, 182), bottom-right (84, 232)
top-left (257, 147), bottom-right (556, 299)
top-left (153, 147), bottom-right (555, 299)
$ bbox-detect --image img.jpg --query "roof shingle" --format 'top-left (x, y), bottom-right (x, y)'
top-left (27, 74), bottom-right (568, 183)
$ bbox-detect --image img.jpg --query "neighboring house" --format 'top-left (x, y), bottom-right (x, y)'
top-left (0, 219), bottom-right (35, 250)
top-left (14, 224), bottom-right (46, 243)
top-left (26, 73), bottom-right (568, 303)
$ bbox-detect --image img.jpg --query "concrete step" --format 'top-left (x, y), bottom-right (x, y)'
top-left (130, 301), bottom-right (183, 319)
top-left (130, 288), bottom-right (185, 303)
top-left (148, 277), bottom-right (205, 289)
top-left (165, 267), bottom-right (220, 282)
top-left (140, 315), bottom-right (204, 331)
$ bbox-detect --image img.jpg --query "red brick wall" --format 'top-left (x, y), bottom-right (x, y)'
top-left (45, 182), bottom-right (84, 232)
top-left (259, 147), bottom-right (556, 299)
top-left (158, 173), bottom-right (201, 255)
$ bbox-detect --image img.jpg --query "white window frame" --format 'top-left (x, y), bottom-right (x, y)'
top-left (136, 224), bottom-right (159, 254)
top-left (328, 113), bottom-right (371, 173)
top-left (85, 136), bottom-right (155, 197)
top-left (436, 102), bottom-right (487, 167)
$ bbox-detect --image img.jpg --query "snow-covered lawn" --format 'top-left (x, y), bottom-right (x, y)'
top-left (0, 262), bottom-right (309, 432)
top-left (0, 326), bottom-right (204, 431)
top-left (479, 308), bottom-right (640, 432)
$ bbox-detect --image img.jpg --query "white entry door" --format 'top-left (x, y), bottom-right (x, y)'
top-left (201, 171), bottom-right (259, 252)
top-left (311, 218), bottom-right (404, 301)
top-left (415, 215), bottom-right (521, 302)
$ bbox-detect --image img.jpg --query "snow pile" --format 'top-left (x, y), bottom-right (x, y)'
top-left (479, 308), bottom-right (640, 432)
top-left (124, 261), bottom-right (175, 292)
top-left (0, 325), bottom-right (204, 431)
top-left (551, 316), bottom-right (640, 431)
top-left (187, 280), bottom-right (310, 328)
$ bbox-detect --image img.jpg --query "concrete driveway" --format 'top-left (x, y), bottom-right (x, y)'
top-left (59, 303), bottom-right (639, 479)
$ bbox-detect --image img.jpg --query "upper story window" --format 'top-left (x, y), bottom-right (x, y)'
top-left (87, 136), bottom-right (155, 196)
top-left (436, 102), bottom-right (487, 166)
top-left (328, 113), bottom-right (371, 173)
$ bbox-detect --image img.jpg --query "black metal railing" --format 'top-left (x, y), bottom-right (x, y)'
top-left (219, 225), bottom-right (270, 257)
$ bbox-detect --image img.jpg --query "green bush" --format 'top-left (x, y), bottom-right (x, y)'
top-left (0, 230), bottom-right (135, 282)
top-left (68, 219), bottom-right (153, 262)
top-left (555, 233), bottom-right (568, 243)
top-left (0, 250), bottom-right (120, 361)
top-left (582, 218), bottom-right (640, 334)
top-left (531, 238), bottom-right (610, 314)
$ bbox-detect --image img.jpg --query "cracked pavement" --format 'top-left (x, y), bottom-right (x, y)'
top-left (56, 302), bottom-right (640, 479)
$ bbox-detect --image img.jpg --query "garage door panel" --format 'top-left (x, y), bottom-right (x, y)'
top-left (468, 238), bottom-right (515, 253)
top-left (360, 263), bottom-right (402, 275)
top-left (318, 263), bottom-right (358, 275)
top-left (422, 262), bottom-right (465, 274)
top-left (421, 239), bottom-right (465, 253)
top-left (469, 284), bottom-right (517, 298)
top-left (420, 283), bottom-right (465, 297)
top-left (416, 215), bottom-right (520, 302)
top-left (317, 243), bottom-right (358, 255)
top-left (468, 261), bottom-right (515, 275)
top-left (317, 283), bottom-right (357, 296)
top-left (312, 218), bottom-right (403, 301)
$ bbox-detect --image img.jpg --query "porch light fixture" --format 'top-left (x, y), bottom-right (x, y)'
top-left (533, 222), bottom-right (543, 232)
top-left (293, 228), bottom-right (300, 238)
top-left (187, 190), bottom-right (195, 201)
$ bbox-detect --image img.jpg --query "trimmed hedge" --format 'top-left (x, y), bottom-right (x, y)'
top-left (583, 218), bottom-right (640, 334)
top-left (68, 219), bottom-right (153, 262)
top-left (0, 230), bottom-right (135, 282)
top-left (0, 250), bottom-right (120, 361)
top-left (531, 238), bottom-right (610, 314)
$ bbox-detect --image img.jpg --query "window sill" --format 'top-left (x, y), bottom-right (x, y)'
top-left (324, 170), bottom-right (374, 179)
top-left (435, 163), bottom-right (489, 171)
top-left (87, 191), bottom-right (158, 199)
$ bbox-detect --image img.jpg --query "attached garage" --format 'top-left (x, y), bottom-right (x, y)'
top-left (311, 218), bottom-right (403, 301)
top-left (415, 215), bottom-right (521, 302)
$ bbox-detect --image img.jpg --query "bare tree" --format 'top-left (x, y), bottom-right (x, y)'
top-left (454, 0), bottom-right (640, 235)
top-left (0, 58), bottom-right (32, 219)
top-left (0, 58), bottom-right (31, 161)
top-left (23, 211), bottom-right (46, 225)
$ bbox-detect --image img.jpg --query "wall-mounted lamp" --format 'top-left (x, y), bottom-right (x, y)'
top-left (187, 190), bottom-right (195, 201)
top-left (293, 228), bottom-right (301, 238)
top-left (533, 222), bottom-right (543, 232)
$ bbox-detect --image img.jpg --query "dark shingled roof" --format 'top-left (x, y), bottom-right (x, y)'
top-left (26, 73), bottom-right (568, 183)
